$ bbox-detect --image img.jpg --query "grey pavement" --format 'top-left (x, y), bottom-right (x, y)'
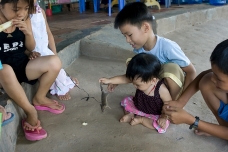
top-left (15, 17), bottom-right (228, 152)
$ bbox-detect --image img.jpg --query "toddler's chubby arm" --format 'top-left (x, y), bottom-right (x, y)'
top-left (99, 75), bottom-right (131, 92)
top-left (158, 83), bottom-right (172, 128)
top-left (181, 63), bottom-right (196, 91)
top-left (159, 83), bottom-right (172, 102)
top-left (99, 75), bottom-right (131, 85)
top-left (41, 9), bottom-right (57, 54)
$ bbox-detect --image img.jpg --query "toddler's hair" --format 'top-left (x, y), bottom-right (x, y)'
top-left (114, 2), bottom-right (153, 29)
top-left (210, 39), bottom-right (228, 74)
top-left (126, 53), bottom-right (161, 82)
top-left (0, 0), bottom-right (34, 15)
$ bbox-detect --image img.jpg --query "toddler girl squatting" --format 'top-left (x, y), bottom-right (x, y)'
top-left (100, 53), bottom-right (172, 133)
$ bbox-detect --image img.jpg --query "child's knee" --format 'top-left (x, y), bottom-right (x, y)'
top-left (0, 64), bottom-right (14, 77)
top-left (0, 65), bottom-right (15, 83)
top-left (48, 56), bottom-right (62, 71)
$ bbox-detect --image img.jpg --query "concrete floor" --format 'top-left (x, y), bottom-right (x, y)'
top-left (15, 18), bottom-right (228, 152)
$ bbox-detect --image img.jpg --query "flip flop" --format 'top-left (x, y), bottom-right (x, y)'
top-left (2, 112), bottom-right (14, 126)
top-left (22, 119), bottom-right (47, 141)
top-left (0, 105), bottom-right (15, 126)
top-left (153, 119), bottom-right (170, 134)
top-left (34, 100), bottom-right (65, 114)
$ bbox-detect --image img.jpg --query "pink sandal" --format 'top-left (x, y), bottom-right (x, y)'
top-left (153, 119), bottom-right (170, 134)
top-left (22, 119), bottom-right (47, 141)
top-left (34, 100), bottom-right (65, 114)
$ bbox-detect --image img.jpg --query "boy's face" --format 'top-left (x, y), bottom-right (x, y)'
top-left (211, 64), bottom-right (228, 92)
top-left (119, 23), bottom-right (148, 49)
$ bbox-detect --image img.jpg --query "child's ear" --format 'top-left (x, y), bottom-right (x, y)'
top-left (150, 78), bottom-right (157, 84)
top-left (142, 22), bottom-right (150, 33)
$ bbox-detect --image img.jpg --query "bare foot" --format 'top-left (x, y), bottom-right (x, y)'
top-left (71, 77), bottom-right (79, 86)
top-left (56, 77), bottom-right (78, 101)
top-left (33, 97), bottom-right (64, 111)
top-left (24, 106), bottom-right (42, 131)
top-left (130, 116), bottom-right (143, 126)
top-left (120, 113), bottom-right (134, 123)
top-left (57, 92), bottom-right (71, 101)
top-left (194, 129), bottom-right (211, 136)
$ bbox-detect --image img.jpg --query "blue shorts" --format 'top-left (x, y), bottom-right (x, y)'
top-left (218, 100), bottom-right (228, 122)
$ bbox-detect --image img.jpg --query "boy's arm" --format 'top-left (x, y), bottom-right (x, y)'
top-left (41, 9), bottom-right (57, 55)
top-left (181, 63), bottom-right (196, 91)
top-left (166, 69), bottom-right (212, 108)
top-left (165, 107), bottom-right (228, 140)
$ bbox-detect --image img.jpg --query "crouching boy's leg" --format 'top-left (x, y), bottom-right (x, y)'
top-left (161, 63), bottom-right (184, 100)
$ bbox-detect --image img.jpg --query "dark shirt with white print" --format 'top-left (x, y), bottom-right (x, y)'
top-left (0, 27), bottom-right (27, 70)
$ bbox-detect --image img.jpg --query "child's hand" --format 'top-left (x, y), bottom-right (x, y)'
top-left (99, 78), bottom-right (111, 84)
top-left (29, 51), bottom-right (41, 60)
top-left (164, 106), bottom-right (194, 125)
top-left (163, 101), bottom-right (184, 113)
top-left (12, 19), bottom-right (31, 35)
top-left (107, 84), bottom-right (118, 92)
top-left (157, 117), bottom-right (167, 129)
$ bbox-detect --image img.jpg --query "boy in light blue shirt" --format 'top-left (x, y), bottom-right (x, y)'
top-left (110, 2), bottom-right (196, 100)
top-left (133, 35), bottom-right (190, 67)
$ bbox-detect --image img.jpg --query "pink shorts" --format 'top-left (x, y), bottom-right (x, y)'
top-left (121, 96), bottom-right (170, 133)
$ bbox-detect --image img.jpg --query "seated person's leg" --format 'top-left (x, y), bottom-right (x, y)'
top-left (26, 56), bottom-right (64, 112)
top-left (198, 72), bottom-right (228, 136)
top-left (0, 64), bottom-right (38, 128)
top-left (161, 63), bottom-right (184, 100)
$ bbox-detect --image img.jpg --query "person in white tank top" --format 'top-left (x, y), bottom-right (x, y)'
top-left (28, 1), bottom-right (79, 100)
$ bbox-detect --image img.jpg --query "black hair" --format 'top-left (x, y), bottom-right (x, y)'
top-left (126, 53), bottom-right (161, 82)
top-left (210, 39), bottom-right (228, 74)
top-left (114, 2), bottom-right (153, 29)
top-left (0, 0), bottom-right (34, 15)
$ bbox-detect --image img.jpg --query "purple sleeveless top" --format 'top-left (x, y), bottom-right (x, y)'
top-left (133, 79), bottom-right (164, 115)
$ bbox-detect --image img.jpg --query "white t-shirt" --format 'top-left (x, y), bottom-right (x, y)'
top-left (133, 35), bottom-right (190, 67)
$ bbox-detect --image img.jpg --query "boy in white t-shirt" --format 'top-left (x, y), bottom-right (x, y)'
top-left (109, 2), bottom-right (196, 100)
